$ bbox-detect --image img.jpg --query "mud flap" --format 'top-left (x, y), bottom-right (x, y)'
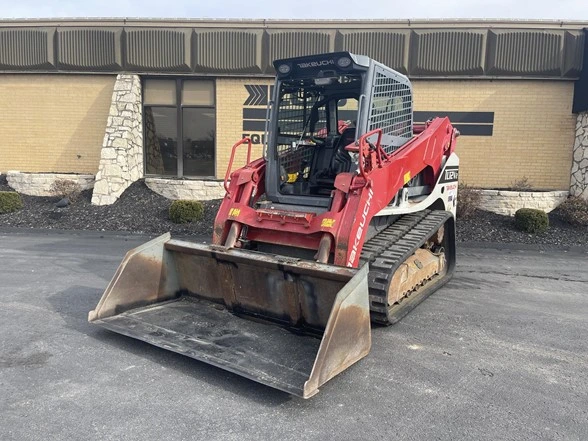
top-left (89, 234), bottom-right (371, 398)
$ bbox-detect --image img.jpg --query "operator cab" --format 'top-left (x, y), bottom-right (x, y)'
top-left (274, 79), bottom-right (361, 198)
top-left (264, 52), bottom-right (413, 209)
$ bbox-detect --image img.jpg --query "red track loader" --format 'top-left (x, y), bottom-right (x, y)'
top-left (89, 52), bottom-right (460, 398)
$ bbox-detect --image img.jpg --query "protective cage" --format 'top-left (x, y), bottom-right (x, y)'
top-left (265, 53), bottom-right (414, 207)
top-left (365, 64), bottom-right (413, 153)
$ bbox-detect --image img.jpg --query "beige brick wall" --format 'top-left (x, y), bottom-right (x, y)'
top-left (215, 78), bottom-right (576, 190)
top-left (3, 75), bottom-right (573, 190)
top-left (413, 80), bottom-right (576, 190)
top-left (0, 74), bottom-right (115, 174)
top-left (215, 78), bottom-right (273, 178)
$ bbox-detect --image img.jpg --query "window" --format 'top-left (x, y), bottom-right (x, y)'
top-left (270, 75), bottom-right (363, 198)
top-left (274, 86), bottom-right (328, 181)
top-left (337, 98), bottom-right (359, 131)
top-left (144, 79), bottom-right (216, 177)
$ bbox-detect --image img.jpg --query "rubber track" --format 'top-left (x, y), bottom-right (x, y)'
top-left (360, 210), bottom-right (454, 325)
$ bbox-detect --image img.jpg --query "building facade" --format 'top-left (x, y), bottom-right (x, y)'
top-left (0, 19), bottom-right (587, 203)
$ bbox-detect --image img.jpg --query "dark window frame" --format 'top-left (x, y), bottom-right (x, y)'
top-left (142, 77), bottom-right (217, 179)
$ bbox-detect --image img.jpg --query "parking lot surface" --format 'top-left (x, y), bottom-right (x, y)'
top-left (1, 231), bottom-right (587, 441)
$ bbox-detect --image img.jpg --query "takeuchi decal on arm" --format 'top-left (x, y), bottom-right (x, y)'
top-left (347, 187), bottom-right (374, 267)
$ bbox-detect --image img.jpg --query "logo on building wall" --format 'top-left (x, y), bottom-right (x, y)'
top-left (414, 112), bottom-right (494, 136)
top-left (242, 85), bottom-right (274, 144)
top-left (241, 84), bottom-right (495, 143)
top-left (244, 85), bottom-right (271, 106)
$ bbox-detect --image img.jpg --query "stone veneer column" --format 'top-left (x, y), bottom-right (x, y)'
top-left (570, 112), bottom-right (588, 199)
top-left (91, 74), bottom-right (143, 205)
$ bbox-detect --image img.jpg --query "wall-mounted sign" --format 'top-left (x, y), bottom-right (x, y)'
top-left (242, 85), bottom-right (495, 143)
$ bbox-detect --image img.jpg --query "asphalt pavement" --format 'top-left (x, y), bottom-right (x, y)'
top-left (1, 230), bottom-right (587, 441)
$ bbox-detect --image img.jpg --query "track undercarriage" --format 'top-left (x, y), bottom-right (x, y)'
top-left (361, 210), bottom-right (456, 324)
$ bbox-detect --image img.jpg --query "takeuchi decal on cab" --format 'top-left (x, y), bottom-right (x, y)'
top-left (297, 59), bottom-right (335, 68)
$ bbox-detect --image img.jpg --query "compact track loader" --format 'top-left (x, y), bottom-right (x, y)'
top-left (90, 52), bottom-right (460, 398)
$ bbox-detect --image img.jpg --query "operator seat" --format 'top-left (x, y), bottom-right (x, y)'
top-left (310, 128), bottom-right (355, 195)
top-left (331, 127), bottom-right (355, 174)
top-left (310, 134), bottom-right (340, 176)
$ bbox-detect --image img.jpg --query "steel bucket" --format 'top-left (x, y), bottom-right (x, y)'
top-left (89, 233), bottom-right (371, 398)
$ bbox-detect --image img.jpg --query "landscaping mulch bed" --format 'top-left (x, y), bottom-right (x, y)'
top-left (1, 175), bottom-right (586, 247)
top-left (457, 208), bottom-right (587, 247)
top-left (0, 177), bottom-right (220, 237)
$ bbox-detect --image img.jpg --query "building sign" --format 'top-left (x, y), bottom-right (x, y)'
top-left (243, 85), bottom-right (272, 106)
top-left (241, 84), bottom-right (495, 143)
top-left (242, 85), bottom-right (274, 144)
top-left (414, 111), bottom-right (494, 136)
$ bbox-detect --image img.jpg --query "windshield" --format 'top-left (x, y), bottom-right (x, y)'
top-left (271, 74), bottom-right (362, 197)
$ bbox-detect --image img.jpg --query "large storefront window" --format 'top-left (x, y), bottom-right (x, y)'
top-left (144, 79), bottom-right (215, 177)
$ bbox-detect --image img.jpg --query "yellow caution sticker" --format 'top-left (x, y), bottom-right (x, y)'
top-left (403, 171), bottom-right (412, 184)
top-left (287, 173), bottom-right (298, 183)
top-left (321, 218), bottom-right (336, 228)
top-left (228, 208), bottom-right (241, 218)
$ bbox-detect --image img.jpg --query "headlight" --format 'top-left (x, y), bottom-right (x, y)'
top-left (337, 57), bottom-right (352, 68)
top-left (277, 64), bottom-right (291, 74)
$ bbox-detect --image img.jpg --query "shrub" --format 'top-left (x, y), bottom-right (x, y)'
top-left (510, 176), bottom-right (533, 191)
top-left (0, 191), bottom-right (23, 214)
top-left (514, 208), bottom-right (549, 234)
top-left (50, 179), bottom-right (82, 203)
top-left (557, 196), bottom-right (588, 227)
top-left (456, 183), bottom-right (481, 219)
top-left (169, 200), bottom-right (204, 224)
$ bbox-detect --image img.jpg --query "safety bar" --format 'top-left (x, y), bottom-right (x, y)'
top-left (346, 129), bottom-right (389, 179)
top-left (224, 137), bottom-right (252, 194)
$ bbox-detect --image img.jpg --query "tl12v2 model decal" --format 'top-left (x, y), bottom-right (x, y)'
top-left (439, 166), bottom-right (459, 183)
